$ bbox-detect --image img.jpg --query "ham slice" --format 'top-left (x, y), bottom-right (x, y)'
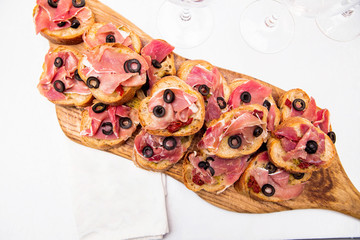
top-left (134, 130), bottom-right (188, 163)
top-left (313, 108), bottom-right (330, 133)
top-left (38, 50), bottom-right (91, 101)
top-left (80, 45), bottom-right (149, 94)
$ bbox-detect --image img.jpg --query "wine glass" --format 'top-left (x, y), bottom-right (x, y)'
top-left (239, 0), bottom-right (295, 54)
top-left (316, 0), bottom-right (360, 42)
top-left (285, 0), bottom-right (326, 18)
top-left (157, 0), bottom-right (214, 49)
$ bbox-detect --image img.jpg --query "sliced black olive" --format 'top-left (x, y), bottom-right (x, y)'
top-left (151, 59), bottom-right (162, 69)
top-left (228, 135), bottom-right (242, 149)
top-left (142, 146), bottom-right (154, 158)
top-left (208, 166), bottom-right (215, 176)
top-left (163, 137), bottom-right (177, 151)
top-left (292, 99), bottom-right (306, 111)
top-left (74, 69), bottom-right (83, 81)
top-left (124, 59), bottom-right (141, 73)
top-left (305, 140), bottom-right (318, 154)
top-left (263, 100), bottom-right (271, 111)
top-left (86, 76), bottom-right (100, 89)
top-left (72, 0), bottom-right (85, 8)
top-left (292, 172), bottom-right (305, 180)
top-left (57, 22), bottom-right (66, 27)
top-left (327, 131), bottom-right (336, 144)
top-left (92, 102), bottom-right (107, 113)
top-left (217, 97), bottom-right (227, 109)
top-left (265, 162), bottom-right (277, 174)
top-left (70, 19), bottom-right (80, 29)
top-left (153, 105), bottom-right (165, 118)
top-left (253, 126), bottom-right (263, 137)
top-left (101, 122), bottom-right (113, 135)
top-left (240, 91), bottom-right (251, 103)
top-left (48, 0), bottom-right (58, 8)
top-left (206, 157), bottom-right (215, 162)
top-left (163, 89), bottom-right (175, 103)
top-left (119, 117), bottom-right (132, 129)
top-left (198, 161), bottom-right (207, 169)
top-left (106, 34), bottom-right (116, 43)
top-left (54, 57), bottom-right (63, 68)
top-left (262, 184), bottom-right (275, 197)
top-left (53, 80), bottom-right (65, 93)
top-left (198, 85), bottom-right (210, 96)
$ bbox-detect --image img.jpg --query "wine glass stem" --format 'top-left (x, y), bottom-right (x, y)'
top-left (264, 14), bottom-right (279, 28)
top-left (180, 8), bottom-right (192, 21)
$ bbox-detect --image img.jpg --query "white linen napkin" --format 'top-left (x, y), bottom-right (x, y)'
top-left (65, 141), bottom-right (169, 240)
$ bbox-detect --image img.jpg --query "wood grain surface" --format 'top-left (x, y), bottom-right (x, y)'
top-left (52, 0), bottom-right (360, 219)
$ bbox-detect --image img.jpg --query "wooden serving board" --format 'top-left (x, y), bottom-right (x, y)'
top-left (52, 0), bottom-right (360, 219)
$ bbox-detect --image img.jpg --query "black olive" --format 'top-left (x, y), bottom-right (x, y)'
top-left (163, 137), bottom-right (177, 151)
top-left (92, 102), bottom-right (107, 113)
top-left (292, 99), bottom-right (306, 111)
top-left (57, 22), bottom-right (66, 27)
top-left (253, 126), bottom-right (263, 137)
top-left (208, 166), bottom-right (215, 176)
top-left (106, 34), bottom-right (116, 43)
top-left (305, 140), bottom-right (318, 154)
top-left (163, 89), bottom-right (175, 103)
top-left (198, 161), bottom-right (207, 169)
top-left (153, 105), bottom-right (165, 118)
top-left (53, 80), bottom-right (65, 93)
top-left (48, 0), bottom-right (58, 8)
top-left (327, 131), bottom-right (336, 144)
top-left (70, 19), bottom-right (80, 29)
top-left (292, 172), bottom-right (305, 180)
top-left (151, 59), bottom-right (162, 69)
top-left (72, 0), bottom-right (85, 8)
top-left (54, 57), bottom-right (63, 68)
top-left (240, 91), bottom-right (251, 103)
top-left (74, 69), bottom-right (83, 81)
top-left (265, 162), bottom-right (277, 174)
top-left (263, 100), bottom-right (271, 111)
top-left (262, 184), bottom-right (275, 197)
top-left (228, 135), bottom-right (242, 149)
top-left (217, 97), bottom-right (227, 109)
top-left (142, 146), bottom-right (154, 158)
top-left (119, 117), bottom-right (132, 129)
top-left (124, 59), bottom-right (141, 73)
top-left (198, 85), bottom-right (210, 96)
top-left (101, 122), bottom-right (113, 135)
top-left (86, 76), bottom-right (100, 89)
top-left (206, 157), bottom-right (214, 162)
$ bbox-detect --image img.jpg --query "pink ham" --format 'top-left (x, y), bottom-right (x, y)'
top-left (134, 130), bottom-right (187, 163)
top-left (189, 152), bottom-right (249, 187)
top-left (34, 0), bottom-right (92, 34)
top-left (80, 45), bottom-right (148, 94)
top-left (313, 109), bottom-right (330, 133)
top-left (288, 97), bottom-right (317, 122)
top-left (80, 105), bottom-right (139, 140)
top-left (38, 49), bottom-right (91, 101)
top-left (146, 88), bottom-right (198, 130)
top-left (185, 66), bottom-right (217, 89)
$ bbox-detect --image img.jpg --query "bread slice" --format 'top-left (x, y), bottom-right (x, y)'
top-left (151, 53), bottom-right (176, 81)
top-left (132, 131), bottom-right (193, 172)
top-left (236, 151), bottom-right (311, 202)
top-left (77, 43), bottom-right (145, 105)
top-left (198, 104), bottom-right (269, 158)
top-left (139, 76), bottom-right (205, 136)
top-left (278, 88), bottom-right (311, 122)
top-left (267, 117), bottom-right (336, 173)
top-left (83, 22), bottom-right (142, 53)
top-left (33, 5), bottom-right (95, 45)
top-left (38, 46), bottom-right (93, 107)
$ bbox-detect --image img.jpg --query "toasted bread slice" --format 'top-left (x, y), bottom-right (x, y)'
top-left (151, 53), bottom-right (176, 81)
top-left (236, 151), bottom-right (311, 202)
top-left (278, 88), bottom-right (311, 122)
top-left (38, 46), bottom-right (93, 107)
top-left (198, 104), bottom-right (269, 158)
top-left (139, 76), bottom-right (205, 136)
top-left (78, 43), bottom-right (146, 105)
top-left (267, 117), bottom-right (336, 173)
top-left (183, 151), bottom-right (250, 193)
top-left (132, 130), bottom-right (193, 172)
top-left (33, 4), bottom-right (94, 45)
top-left (83, 22), bottom-right (142, 53)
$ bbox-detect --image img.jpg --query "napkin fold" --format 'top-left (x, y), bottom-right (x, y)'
top-left (65, 141), bottom-right (169, 240)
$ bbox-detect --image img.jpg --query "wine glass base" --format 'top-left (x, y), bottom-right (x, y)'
top-left (240, 0), bottom-right (295, 54)
top-left (157, 1), bottom-right (214, 49)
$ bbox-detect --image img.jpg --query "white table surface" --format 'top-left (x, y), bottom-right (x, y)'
top-left (0, 0), bottom-right (359, 239)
